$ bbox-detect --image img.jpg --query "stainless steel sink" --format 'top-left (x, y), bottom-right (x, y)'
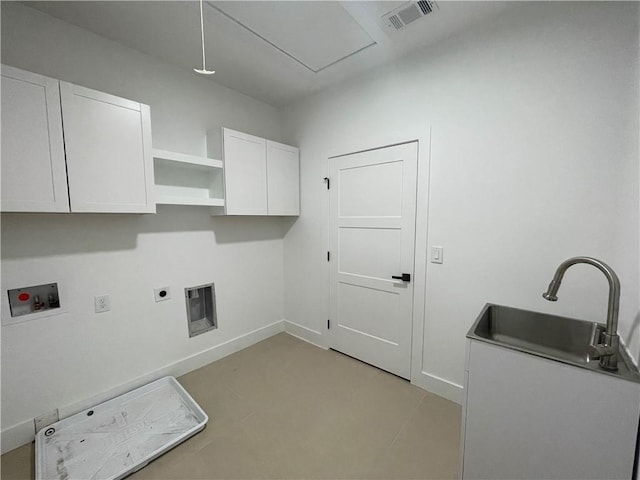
top-left (468, 304), bottom-right (640, 383)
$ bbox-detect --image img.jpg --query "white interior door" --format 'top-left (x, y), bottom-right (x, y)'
top-left (329, 142), bottom-right (418, 379)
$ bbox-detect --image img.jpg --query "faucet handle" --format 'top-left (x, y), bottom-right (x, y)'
top-left (587, 343), bottom-right (614, 359)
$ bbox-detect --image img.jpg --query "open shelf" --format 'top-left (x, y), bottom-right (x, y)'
top-left (153, 149), bottom-right (224, 207)
top-left (155, 195), bottom-right (224, 207)
top-left (153, 149), bottom-right (223, 169)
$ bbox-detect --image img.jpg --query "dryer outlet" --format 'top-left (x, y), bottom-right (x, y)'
top-left (154, 287), bottom-right (171, 302)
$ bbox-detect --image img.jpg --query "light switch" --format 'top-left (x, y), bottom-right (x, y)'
top-left (431, 246), bottom-right (444, 264)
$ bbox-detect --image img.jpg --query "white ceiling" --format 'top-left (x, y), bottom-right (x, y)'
top-left (24, 1), bottom-right (512, 107)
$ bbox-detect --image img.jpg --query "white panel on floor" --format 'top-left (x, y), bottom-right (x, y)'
top-left (36, 377), bottom-right (207, 480)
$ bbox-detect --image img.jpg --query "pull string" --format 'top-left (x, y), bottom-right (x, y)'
top-left (194, 0), bottom-right (215, 74)
top-left (199, 0), bottom-right (206, 68)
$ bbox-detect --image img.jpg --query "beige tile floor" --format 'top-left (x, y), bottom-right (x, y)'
top-left (1, 333), bottom-right (461, 479)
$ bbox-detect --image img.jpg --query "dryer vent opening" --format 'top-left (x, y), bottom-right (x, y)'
top-left (185, 283), bottom-right (217, 337)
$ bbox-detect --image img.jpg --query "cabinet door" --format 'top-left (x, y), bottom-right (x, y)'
top-left (1, 65), bottom-right (69, 212)
top-left (463, 341), bottom-right (640, 480)
top-left (266, 141), bottom-right (299, 216)
top-left (223, 128), bottom-right (267, 215)
top-left (60, 82), bottom-right (155, 213)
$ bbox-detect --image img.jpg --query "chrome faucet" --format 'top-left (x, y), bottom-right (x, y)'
top-left (542, 256), bottom-right (620, 371)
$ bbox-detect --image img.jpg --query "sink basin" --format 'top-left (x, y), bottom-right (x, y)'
top-left (468, 304), bottom-right (640, 383)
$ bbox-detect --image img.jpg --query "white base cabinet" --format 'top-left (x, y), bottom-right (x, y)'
top-left (1, 65), bottom-right (155, 213)
top-left (221, 128), bottom-right (299, 216)
top-left (460, 340), bottom-right (640, 480)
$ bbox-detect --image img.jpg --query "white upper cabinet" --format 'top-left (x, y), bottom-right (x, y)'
top-left (266, 140), bottom-right (300, 216)
top-left (222, 128), bottom-right (299, 216)
top-left (1, 66), bottom-right (69, 212)
top-left (60, 82), bottom-right (155, 213)
top-left (1, 65), bottom-right (155, 214)
top-left (222, 128), bottom-right (268, 215)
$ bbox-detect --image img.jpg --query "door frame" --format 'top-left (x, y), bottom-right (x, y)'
top-left (325, 125), bottom-right (431, 388)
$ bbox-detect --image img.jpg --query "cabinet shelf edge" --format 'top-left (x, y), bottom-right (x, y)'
top-left (152, 148), bottom-right (223, 169)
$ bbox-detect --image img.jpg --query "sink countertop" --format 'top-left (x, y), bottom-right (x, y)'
top-left (467, 303), bottom-right (640, 384)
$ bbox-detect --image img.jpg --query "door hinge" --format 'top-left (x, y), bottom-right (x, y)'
top-left (327, 251), bottom-right (330, 262)
top-left (327, 319), bottom-right (331, 330)
top-left (323, 177), bottom-right (330, 190)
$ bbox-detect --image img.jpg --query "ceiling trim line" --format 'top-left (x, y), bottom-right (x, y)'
top-left (314, 41), bottom-right (377, 73)
top-left (206, 1), bottom-right (316, 73)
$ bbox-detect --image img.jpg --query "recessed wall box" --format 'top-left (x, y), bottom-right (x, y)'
top-left (185, 283), bottom-right (217, 337)
top-left (8, 283), bottom-right (60, 318)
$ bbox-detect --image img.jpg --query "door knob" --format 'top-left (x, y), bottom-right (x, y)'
top-left (392, 273), bottom-right (411, 282)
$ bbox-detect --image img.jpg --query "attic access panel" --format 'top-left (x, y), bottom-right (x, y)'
top-left (212, 1), bottom-right (376, 72)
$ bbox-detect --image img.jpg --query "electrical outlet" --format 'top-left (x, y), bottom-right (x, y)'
top-left (154, 286), bottom-right (171, 302)
top-left (34, 409), bottom-right (59, 434)
top-left (94, 294), bottom-right (111, 313)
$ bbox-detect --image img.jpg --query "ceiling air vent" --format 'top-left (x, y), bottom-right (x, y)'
top-left (382, 1), bottom-right (438, 31)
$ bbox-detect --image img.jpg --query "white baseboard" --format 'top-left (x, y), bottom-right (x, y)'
top-left (412, 370), bottom-right (464, 405)
top-left (282, 320), bottom-right (463, 404)
top-left (1, 420), bottom-right (33, 456)
top-left (1, 320), bottom-right (284, 454)
top-left (283, 319), bottom-right (326, 349)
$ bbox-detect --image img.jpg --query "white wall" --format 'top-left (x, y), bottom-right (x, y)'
top-left (1, 3), bottom-right (287, 452)
top-left (2, 0), bottom-right (638, 458)
top-left (281, 2), bottom-right (640, 401)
